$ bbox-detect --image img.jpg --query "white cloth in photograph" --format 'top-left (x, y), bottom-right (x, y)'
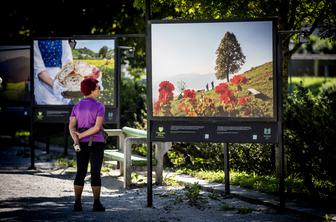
top-left (34, 40), bottom-right (72, 105)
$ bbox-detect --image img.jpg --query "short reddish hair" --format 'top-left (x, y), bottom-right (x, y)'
top-left (80, 78), bottom-right (99, 96)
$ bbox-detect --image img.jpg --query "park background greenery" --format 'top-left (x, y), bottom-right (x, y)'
top-left (1, 0), bottom-right (336, 204)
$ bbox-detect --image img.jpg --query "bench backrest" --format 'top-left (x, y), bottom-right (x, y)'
top-left (122, 126), bottom-right (147, 138)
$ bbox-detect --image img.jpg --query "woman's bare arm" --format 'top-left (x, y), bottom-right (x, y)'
top-left (38, 71), bottom-right (54, 88)
top-left (69, 117), bottom-right (79, 144)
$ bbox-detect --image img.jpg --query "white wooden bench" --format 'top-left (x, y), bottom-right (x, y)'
top-left (247, 88), bottom-right (270, 101)
top-left (104, 127), bottom-right (172, 189)
top-left (247, 88), bottom-right (261, 96)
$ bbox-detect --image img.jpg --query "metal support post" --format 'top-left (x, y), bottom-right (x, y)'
top-left (224, 143), bottom-right (230, 195)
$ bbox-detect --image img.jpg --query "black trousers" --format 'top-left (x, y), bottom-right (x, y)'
top-left (74, 142), bottom-right (105, 186)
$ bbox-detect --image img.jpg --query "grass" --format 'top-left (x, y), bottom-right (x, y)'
top-left (208, 191), bottom-right (221, 200)
top-left (0, 81), bottom-right (29, 102)
top-left (175, 168), bottom-right (313, 196)
top-left (101, 165), bottom-right (111, 173)
top-left (220, 204), bottom-right (236, 211)
top-left (237, 207), bottom-right (254, 214)
top-left (174, 196), bottom-right (184, 204)
top-left (131, 172), bottom-right (146, 185)
top-left (56, 157), bottom-right (76, 167)
top-left (289, 76), bottom-right (335, 87)
top-left (163, 176), bottom-right (184, 187)
top-left (243, 61), bottom-right (273, 99)
top-left (220, 204), bottom-right (254, 214)
top-left (76, 59), bottom-right (115, 68)
top-left (288, 76), bottom-right (336, 94)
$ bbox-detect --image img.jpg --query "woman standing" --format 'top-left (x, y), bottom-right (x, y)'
top-left (69, 78), bottom-right (106, 212)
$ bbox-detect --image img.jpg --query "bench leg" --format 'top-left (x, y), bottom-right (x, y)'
top-left (119, 134), bottom-right (125, 176)
top-left (122, 137), bottom-right (171, 188)
top-left (155, 142), bottom-right (172, 185)
top-left (154, 143), bottom-right (163, 185)
top-left (124, 138), bottom-right (132, 189)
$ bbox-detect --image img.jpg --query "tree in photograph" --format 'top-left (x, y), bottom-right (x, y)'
top-left (98, 46), bottom-right (108, 58)
top-left (215, 32), bottom-right (246, 81)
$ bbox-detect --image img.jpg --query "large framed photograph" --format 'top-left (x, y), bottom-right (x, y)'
top-left (0, 45), bottom-right (31, 105)
top-left (0, 45), bottom-right (31, 137)
top-left (0, 45), bottom-right (31, 119)
top-left (149, 19), bottom-right (277, 121)
top-left (33, 38), bottom-right (116, 106)
top-left (148, 19), bottom-right (279, 143)
top-left (32, 37), bottom-right (118, 123)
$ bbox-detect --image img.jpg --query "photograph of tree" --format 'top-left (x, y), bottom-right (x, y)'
top-left (151, 21), bottom-right (274, 118)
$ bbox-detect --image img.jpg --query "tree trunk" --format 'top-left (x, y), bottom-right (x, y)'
top-left (275, 18), bottom-right (291, 182)
top-left (303, 170), bottom-right (319, 199)
top-left (281, 38), bottom-right (291, 99)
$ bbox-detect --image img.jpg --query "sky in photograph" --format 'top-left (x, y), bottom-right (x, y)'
top-left (151, 21), bottom-right (273, 99)
top-left (75, 39), bottom-right (115, 52)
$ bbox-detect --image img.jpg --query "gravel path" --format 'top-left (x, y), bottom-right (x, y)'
top-left (0, 168), bottom-right (317, 222)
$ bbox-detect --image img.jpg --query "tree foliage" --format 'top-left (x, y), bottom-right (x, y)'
top-left (98, 46), bottom-right (108, 58)
top-left (215, 32), bottom-right (246, 81)
top-left (120, 67), bottom-right (147, 128)
top-left (297, 34), bottom-right (336, 54)
top-left (2, 1), bottom-right (334, 82)
top-left (138, 0), bottom-right (336, 93)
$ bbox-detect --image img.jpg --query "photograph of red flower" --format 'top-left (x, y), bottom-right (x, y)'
top-left (151, 21), bottom-right (274, 118)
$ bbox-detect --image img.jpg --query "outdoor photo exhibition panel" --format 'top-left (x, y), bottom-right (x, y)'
top-left (148, 19), bottom-right (279, 143)
top-left (32, 37), bottom-right (119, 124)
top-left (0, 45), bottom-right (31, 118)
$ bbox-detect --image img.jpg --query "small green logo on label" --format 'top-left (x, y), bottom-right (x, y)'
top-left (36, 111), bottom-right (44, 120)
top-left (263, 128), bottom-right (272, 140)
top-left (107, 112), bottom-right (113, 120)
top-left (264, 128), bottom-right (271, 135)
top-left (156, 126), bottom-right (165, 138)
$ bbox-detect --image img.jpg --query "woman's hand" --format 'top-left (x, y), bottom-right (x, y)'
top-left (75, 131), bottom-right (83, 140)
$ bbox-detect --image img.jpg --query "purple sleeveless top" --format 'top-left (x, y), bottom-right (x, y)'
top-left (70, 98), bottom-right (105, 142)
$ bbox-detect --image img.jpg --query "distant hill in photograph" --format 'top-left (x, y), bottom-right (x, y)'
top-left (153, 61), bottom-right (274, 118)
top-left (242, 61), bottom-right (273, 99)
top-left (153, 62), bottom-right (273, 101)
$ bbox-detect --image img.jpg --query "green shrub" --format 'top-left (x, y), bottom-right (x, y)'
top-left (184, 183), bottom-right (204, 205)
top-left (167, 82), bottom-right (336, 199)
top-left (284, 84), bottom-right (336, 197)
top-left (319, 79), bottom-right (336, 95)
top-left (167, 142), bottom-right (225, 170)
top-left (120, 67), bottom-right (147, 128)
top-left (164, 79), bottom-right (336, 199)
top-left (167, 142), bottom-right (275, 175)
